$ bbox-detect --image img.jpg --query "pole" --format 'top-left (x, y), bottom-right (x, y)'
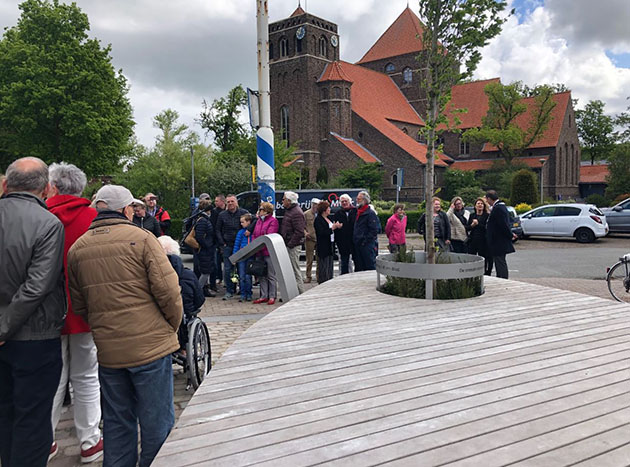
top-left (256, 0), bottom-right (275, 208)
top-left (539, 158), bottom-right (545, 204)
top-left (190, 146), bottom-right (195, 199)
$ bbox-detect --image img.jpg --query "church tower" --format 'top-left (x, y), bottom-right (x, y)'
top-left (269, 6), bottom-right (340, 170)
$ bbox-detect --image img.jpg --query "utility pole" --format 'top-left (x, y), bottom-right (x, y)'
top-left (256, 0), bottom-right (275, 208)
top-left (190, 146), bottom-right (195, 199)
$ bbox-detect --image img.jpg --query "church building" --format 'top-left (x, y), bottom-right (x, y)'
top-left (269, 6), bottom-right (580, 200)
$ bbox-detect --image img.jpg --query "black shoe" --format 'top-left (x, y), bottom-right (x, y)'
top-left (203, 285), bottom-right (216, 297)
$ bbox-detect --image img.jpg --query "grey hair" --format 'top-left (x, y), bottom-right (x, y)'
top-left (5, 157), bottom-right (49, 193)
top-left (158, 235), bottom-right (181, 256)
top-left (359, 190), bottom-right (371, 204)
top-left (49, 162), bottom-right (87, 196)
top-left (284, 191), bottom-right (298, 204)
top-left (340, 193), bottom-right (352, 202)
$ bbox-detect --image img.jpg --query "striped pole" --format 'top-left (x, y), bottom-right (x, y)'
top-left (256, 0), bottom-right (275, 206)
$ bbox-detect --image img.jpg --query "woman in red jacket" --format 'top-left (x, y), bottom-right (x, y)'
top-left (251, 202), bottom-right (280, 305)
top-left (385, 204), bottom-right (407, 253)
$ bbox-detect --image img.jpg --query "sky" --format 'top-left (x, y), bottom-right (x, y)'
top-left (1, 0), bottom-right (629, 148)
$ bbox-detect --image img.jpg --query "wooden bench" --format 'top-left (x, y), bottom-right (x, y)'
top-left (155, 273), bottom-right (630, 466)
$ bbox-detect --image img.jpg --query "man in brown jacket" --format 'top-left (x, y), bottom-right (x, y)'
top-left (67, 184), bottom-right (182, 467)
top-left (303, 198), bottom-right (319, 283)
top-left (280, 191), bottom-right (306, 294)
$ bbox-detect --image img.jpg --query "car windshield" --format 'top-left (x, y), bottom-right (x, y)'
top-left (589, 207), bottom-right (604, 216)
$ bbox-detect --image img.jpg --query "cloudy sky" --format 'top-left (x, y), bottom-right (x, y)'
top-left (1, 0), bottom-right (629, 147)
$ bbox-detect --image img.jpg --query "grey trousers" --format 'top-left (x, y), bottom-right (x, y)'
top-left (317, 255), bottom-right (334, 284)
top-left (287, 246), bottom-right (305, 294)
top-left (259, 256), bottom-right (277, 299)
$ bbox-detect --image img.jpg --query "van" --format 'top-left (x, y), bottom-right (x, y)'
top-left (236, 188), bottom-right (367, 220)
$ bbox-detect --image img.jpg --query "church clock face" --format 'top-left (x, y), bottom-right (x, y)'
top-left (296, 26), bottom-right (306, 40)
top-left (330, 35), bottom-right (339, 47)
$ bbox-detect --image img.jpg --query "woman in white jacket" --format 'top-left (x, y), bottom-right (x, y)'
top-left (447, 196), bottom-right (470, 253)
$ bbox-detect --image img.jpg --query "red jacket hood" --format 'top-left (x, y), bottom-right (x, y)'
top-left (47, 195), bottom-right (95, 226)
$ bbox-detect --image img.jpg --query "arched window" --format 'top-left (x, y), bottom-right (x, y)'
top-left (295, 37), bottom-right (302, 53)
top-left (319, 36), bottom-right (327, 57)
top-left (403, 67), bottom-right (413, 84)
top-left (320, 87), bottom-right (329, 100)
top-left (571, 144), bottom-right (575, 184)
top-left (391, 172), bottom-right (398, 186)
top-left (280, 38), bottom-right (289, 57)
top-left (385, 63), bottom-right (395, 73)
top-left (280, 106), bottom-right (290, 143)
top-left (333, 86), bottom-right (341, 98)
top-left (564, 142), bottom-right (569, 185)
top-left (344, 88), bottom-right (350, 99)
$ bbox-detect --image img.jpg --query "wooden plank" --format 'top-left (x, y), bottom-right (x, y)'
top-left (154, 274), bottom-right (630, 467)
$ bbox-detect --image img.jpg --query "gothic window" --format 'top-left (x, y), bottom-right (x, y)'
top-left (344, 88), bottom-right (350, 99)
top-left (319, 36), bottom-right (327, 57)
top-left (269, 42), bottom-right (274, 60)
top-left (391, 172), bottom-right (398, 186)
top-left (571, 144), bottom-right (575, 184)
top-left (280, 38), bottom-right (289, 57)
top-left (568, 113), bottom-right (572, 127)
top-left (295, 38), bottom-right (302, 53)
top-left (320, 87), bottom-right (329, 100)
top-left (459, 138), bottom-right (470, 156)
top-left (280, 106), bottom-right (290, 144)
top-left (403, 67), bottom-right (412, 84)
top-left (333, 86), bottom-right (341, 98)
top-left (385, 63), bottom-right (395, 73)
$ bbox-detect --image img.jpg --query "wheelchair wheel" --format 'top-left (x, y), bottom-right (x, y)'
top-left (186, 317), bottom-right (212, 390)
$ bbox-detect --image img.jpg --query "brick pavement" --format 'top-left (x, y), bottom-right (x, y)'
top-left (48, 264), bottom-right (614, 466)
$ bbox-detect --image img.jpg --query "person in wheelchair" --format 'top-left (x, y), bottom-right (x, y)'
top-left (158, 236), bottom-right (205, 351)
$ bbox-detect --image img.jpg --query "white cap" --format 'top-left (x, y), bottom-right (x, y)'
top-left (311, 198), bottom-right (321, 204)
top-left (93, 185), bottom-right (134, 211)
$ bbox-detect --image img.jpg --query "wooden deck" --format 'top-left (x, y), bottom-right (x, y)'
top-left (155, 273), bottom-right (630, 466)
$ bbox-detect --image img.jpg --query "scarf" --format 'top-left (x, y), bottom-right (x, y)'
top-left (356, 204), bottom-right (370, 220)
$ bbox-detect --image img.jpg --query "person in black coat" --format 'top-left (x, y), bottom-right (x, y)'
top-left (353, 191), bottom-right (380, 271)
top-left (418, 197), bottom-right (451, 251)
top-left (194, 199), bottom-right (216, 296)
top-left (466, 197), bottom-right (492, 275)
top-left (314, 201), bottom-right (342, 283)
top-left (131, 201), bottom-right (162, 237)
top-left (333, 194), bottom-right (357, 274)
top-left (485, 190), bottom-right (516, 279)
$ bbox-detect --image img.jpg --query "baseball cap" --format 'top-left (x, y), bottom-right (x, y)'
top-left (199, 193), bottom-right (210, 200)
top-left (93, 185), bottom-right (134, 211)
top-left (311, 198), bottom-right (321, 204)
top-left (131, 198), bottom-right (145, 206)
top-left (144, 192), bottom-right (157, 201)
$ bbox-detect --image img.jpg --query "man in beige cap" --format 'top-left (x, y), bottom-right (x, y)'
top-left (68, 184), bottom-right (182, 467)
top-left (303, 198), bottom-right (319, 283)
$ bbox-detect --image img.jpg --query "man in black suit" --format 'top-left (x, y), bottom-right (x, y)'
top-left (485, 190), bottom-right (516, 279)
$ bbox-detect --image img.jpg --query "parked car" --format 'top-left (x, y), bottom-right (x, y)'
top-left (519, 203), bottom-right (608, 243)
top-left (601, 198), bottom-right (630, 233)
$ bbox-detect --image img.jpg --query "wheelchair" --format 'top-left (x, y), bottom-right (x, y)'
top-left (172, 310), bottom-right (212, 391)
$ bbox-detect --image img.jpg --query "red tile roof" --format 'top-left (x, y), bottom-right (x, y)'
top-left (318, 61), bottom-right (353, 83)
top-left (325, 61), bottom-right (449, 167)
top-left (283, 156), bottom-right (302, 168)
top-left (449, 156), bottom-right (549, 171)
top-left (357, 8), bottom-right (426, 64)
top-left (443, 78), bottom-right (501, 129)
top-left (331, 133), bottom-right (380, 163)
top-left (483, 92), bottom-right (571, 152)
top-left (580, 164), bottom-right (609, 184)
top-left (290, 6), bottom-right (305, 17)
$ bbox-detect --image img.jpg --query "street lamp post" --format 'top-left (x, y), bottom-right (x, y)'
top-left (295, 159), bottom-right (305, 190)
top-left (539, 158), bottom-right (546, 204)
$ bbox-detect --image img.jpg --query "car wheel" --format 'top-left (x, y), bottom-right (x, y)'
top-left (575, 227), bottom-right (595, 243)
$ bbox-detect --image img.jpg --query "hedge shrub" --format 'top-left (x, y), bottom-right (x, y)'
top-left (510, 169), bottom-right (538, 205)
top-left (585, 194), bottom-right (609, 207)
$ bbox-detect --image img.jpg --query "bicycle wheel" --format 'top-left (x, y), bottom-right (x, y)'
top-left (607, 261), bottom-right (630, 303)
top-left (186, 318), bottom-right (212, 390)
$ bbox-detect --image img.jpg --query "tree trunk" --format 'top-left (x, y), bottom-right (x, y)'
top-left (425, 96), bottom-right (437, 265)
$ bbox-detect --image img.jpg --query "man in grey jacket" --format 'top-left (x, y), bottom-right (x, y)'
top-left (0, 157), bottom-right (67, 467)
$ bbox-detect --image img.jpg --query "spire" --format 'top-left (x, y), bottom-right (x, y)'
top-left (290, 4), bottom-right (306, 17)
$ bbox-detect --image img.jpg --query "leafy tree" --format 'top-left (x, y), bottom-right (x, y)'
top-left (456, 186), bottom-right (485, 206)
top-left (575, 100), bottom-right (615, 165)
top-left (316, 166), bottom-right (329, 184)
top-left (464, 82), bottom-right (556, 164)
top-left (510, 169), bottom-right (538, 205)
top-left (336, 163), bottom-right (383, 196)
top-left (417, 0), bottom-right (509, 264)
top-left (605, 143), bottom-right (630, 200)
top-left (0, 0), bottom-right (134, 176)
top-left (614, 97), bottom-right (630, 143)
top-left (199, 85), bottom-right (248, 152)
top-left (442, 168), bottom-right (479, 201)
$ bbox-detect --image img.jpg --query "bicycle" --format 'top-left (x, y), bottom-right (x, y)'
top-left (606, 254), bottom-right (630, 303)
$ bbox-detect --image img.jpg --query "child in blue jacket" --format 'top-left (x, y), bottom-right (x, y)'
top-left (233, 213), bottom-right (253, 302)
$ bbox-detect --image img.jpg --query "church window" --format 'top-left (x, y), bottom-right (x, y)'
top-left (345, 88), bottom-right (350, 99)
top-left (320, 88), bottom-right (329, 100)
top-left (402, 127), bottom-right (408, 135)
top-left (459, 138), bottom-right (470, 156)
top-left (269, 42), bottom-right (274, 60)
top-left (296, 38), bottom-right (302, 53)
top-left (385, 63), bottom-right (395, 73)
top-left (403, 67), bottom-right (412, 84)
top-left (333, 86), bottom-right (341, 98)
top-left (280, 106), bottom-right (290, 144)
top-left (319, 36), bottom-right (328, 57)
top-left (280, 38), bottom-right (289, 57)
top-left (358, 131), bottom-right (363, 140)
top-left (568, 114), bottom-right (572, 127)
top-left (571, 144), bottom-right (575, 184)
top-left (391, 172), bottom-right (398, 186)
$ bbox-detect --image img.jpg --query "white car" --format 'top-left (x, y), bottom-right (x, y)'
top-left (519, 203), bottom-right (608, 243)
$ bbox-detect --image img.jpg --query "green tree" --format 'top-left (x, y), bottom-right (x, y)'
top-left (442, 168), bottom-right (479, 201)
top-left (464, 82), bottom-right (556, 164)
top-left (418, 0), bottom-right (509, 264)
top-left (199, 85), bottom-right (248, 152)
top-left (575, 100), bottom-right (615, 165)
top-left (0, 0), bottom-right (134, 175)
top-left (614, 97), bottom-right (630, 143)
top-left (510, 168), bottom-right (538, 205)
top-left (605, 143), bottom-right (630, 200)
top-left (336, 163), bottom-right (383, 195)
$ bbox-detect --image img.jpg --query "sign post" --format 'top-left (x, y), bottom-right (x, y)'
top-left (395, 167), bottom-right (404, 203)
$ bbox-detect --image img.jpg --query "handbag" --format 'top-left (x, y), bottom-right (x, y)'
top-left (183, 222), bottom-right (200, 252)
top-left (246, 258), bottom-right (267, 277)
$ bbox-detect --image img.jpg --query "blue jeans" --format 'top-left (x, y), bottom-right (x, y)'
top-left (0, 339), bottom-right (62, 467)
top-left (355, 242), bottom-right (376, 271)
top-left (223, 246), bottom-right (235, 294)
top-left (99, 355), bottom-right (174, 467)
top-left (237, 260), bottom-right (252, 298)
